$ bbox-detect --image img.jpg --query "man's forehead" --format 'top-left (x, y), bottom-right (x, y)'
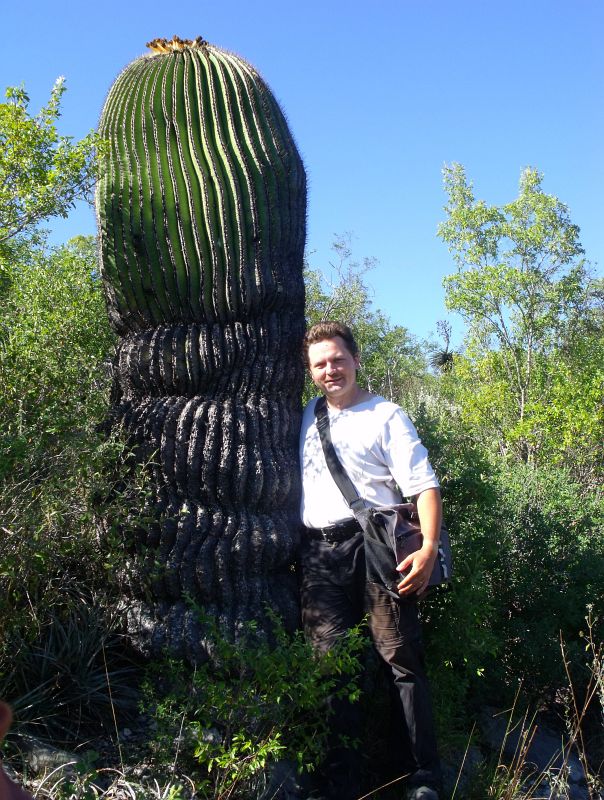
top-left (307, 336), bottom-right (353, 358)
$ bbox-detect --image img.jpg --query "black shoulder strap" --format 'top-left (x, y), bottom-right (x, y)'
top-left (314, 397), bottom-right (366, 513)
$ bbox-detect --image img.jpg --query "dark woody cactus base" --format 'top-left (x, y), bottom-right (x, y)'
top-left (96, 36), bottom-right (306, 661)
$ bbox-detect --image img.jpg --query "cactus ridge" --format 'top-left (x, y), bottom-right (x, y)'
top-left (130, 501), bottom-right (297, 593)
top-left (117, 393), bottom-right (299, 511)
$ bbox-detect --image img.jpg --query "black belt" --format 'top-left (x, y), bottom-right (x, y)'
top-left (305, 518), bottom-right (362, 544)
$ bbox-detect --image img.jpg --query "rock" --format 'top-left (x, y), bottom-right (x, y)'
top-left (15, 735), bottom-right (80, 775)
top-left (442, 745), bottom-right (484, 798)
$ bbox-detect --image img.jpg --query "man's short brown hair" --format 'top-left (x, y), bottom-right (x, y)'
top-left (303, 321), bottom-right (359, 366)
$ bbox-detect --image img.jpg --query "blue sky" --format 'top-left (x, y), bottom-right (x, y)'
top-left (2, 0), bottom-right (602, 345)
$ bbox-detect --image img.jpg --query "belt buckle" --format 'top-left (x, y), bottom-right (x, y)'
top-left (316, 525), bottom-right (337, 545)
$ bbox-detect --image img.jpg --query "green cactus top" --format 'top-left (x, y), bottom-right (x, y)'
top-left (96, 36), bottom-right (306, 333)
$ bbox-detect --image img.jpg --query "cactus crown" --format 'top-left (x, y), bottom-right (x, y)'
top-left (146, 36), bottom-right (208, 54)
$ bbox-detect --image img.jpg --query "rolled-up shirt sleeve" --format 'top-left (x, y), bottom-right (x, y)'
top-left (380, 410), bottom-right (439, 497)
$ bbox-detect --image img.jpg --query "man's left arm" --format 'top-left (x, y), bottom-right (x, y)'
top-left (396, 487), bottom-right (442, 596)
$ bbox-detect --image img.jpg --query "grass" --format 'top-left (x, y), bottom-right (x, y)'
top-left (1, 612), bottom-right (602, 800)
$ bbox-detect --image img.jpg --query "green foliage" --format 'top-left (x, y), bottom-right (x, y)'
top-left (142, 612), bottom-right (366, 799)
top-left (1, 595), bottom-right (138, 744)
top-left (434, 164), bottom-right (603, 711)
top-left (485, 464), bottom-right (604, 698)
top-left (0, 235), bottom-right (115, 476)
top-left (0, 230), bottom-right (121, 698)
top-left (0, 78), bottom-right (137, 749)
top-left (0, 81), bottom-right (101, 259)
top-left (438, 163), bottom-right (602, 467)
top-left (0, 203), bottom-right (127, 744)
top-left (0, 80), bottom-right (110, 470)
top-left (0, 410), bottom-right (147, 744)
top-left (410, 398), bottom-right (502, 732)
top-left (524, 324), bottom-right (604, 482)
top-left (406, 385), bottom-right (603, 734)
top-left (304, 234), bottom-right (378, 329)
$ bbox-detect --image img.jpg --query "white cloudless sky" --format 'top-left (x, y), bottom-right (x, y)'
top-left (2, 0), bottom-right (602, 345)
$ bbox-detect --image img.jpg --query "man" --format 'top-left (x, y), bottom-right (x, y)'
top-left (299, 321), bottom-right (442, 800)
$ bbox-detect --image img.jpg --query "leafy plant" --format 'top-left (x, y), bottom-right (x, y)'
top-left (484, 464), bottom-right (604, 700)
top-left (0, 81), bottom-right (101, 259)
top-left (1, 595), bottom-right (139, 745)
top-left (141, 611), bottom-right (366, 799)
top-left (437, 163), bottom-right (603, 470)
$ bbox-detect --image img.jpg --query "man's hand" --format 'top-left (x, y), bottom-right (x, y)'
top-left (0, 702), bottom-right (33, 800)
top-left (396, 487), bottom-right (442, 597)
top-left (397, 541), bottom-right (438, 596)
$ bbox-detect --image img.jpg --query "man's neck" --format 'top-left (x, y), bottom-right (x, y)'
top-left (325, 385), bottom-right (372, 411)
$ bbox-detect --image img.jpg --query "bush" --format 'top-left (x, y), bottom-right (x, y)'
top-left (486, 463), bottom-right (604, 699)
top-left (0, 232), bottom-right (138, 741)
top-left (0, 235), bottom-right (114, 474)
top-left (141, 611), bottom-right (366, 799)
top-left (408, 397), bottom-right (603, 737)
top-left (1, 593), bottom-right (139, 744)
top-left (410, 398), bottom-right (502, 738)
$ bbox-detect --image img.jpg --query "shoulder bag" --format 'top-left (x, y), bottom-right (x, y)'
top-left (314, 396), bottom-right (452, 600)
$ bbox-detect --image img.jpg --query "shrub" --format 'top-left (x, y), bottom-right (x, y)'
top-left (410, 399), bottom-right (502, 738)
top-left (487, 463), bottom-right (604, 699)
top-left (141, 611), bottom-right (366, 799)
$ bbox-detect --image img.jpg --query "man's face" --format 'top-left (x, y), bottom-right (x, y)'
top-left (307, 336), bottom-right (360, 404)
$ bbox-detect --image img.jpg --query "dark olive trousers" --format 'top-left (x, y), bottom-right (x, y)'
top-left (300, 532), bottom-right (441, 800)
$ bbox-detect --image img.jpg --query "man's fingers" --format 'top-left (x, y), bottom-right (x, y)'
top-left (396, 554), bottom-right (414, 573)
top-left (397, 559), bottom-right (430, 594)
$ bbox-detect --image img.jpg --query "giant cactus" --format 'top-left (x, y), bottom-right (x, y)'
top-left (96, 36), bottom-right (306, 660)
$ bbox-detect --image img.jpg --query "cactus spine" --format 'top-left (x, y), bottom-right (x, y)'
top-left (96, 36), bottom-right (306, 660)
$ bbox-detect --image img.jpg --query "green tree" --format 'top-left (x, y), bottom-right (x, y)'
top-left (0, 80), bottom-right (100, 259)
top-left (0, 232), bottom-right (116, 602)
top-left (0, 232), bottom-right (122, 731)
top-left (304, 233), bottom-right (378, 328)
top-left (438, 163), bottom-right (602, 464)
top-left (0, 79), bottom-right (110, 471)
top-left (0, 236), bottom-right (114, 470)
top-left (0, 82), bottom-right (116, 697)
